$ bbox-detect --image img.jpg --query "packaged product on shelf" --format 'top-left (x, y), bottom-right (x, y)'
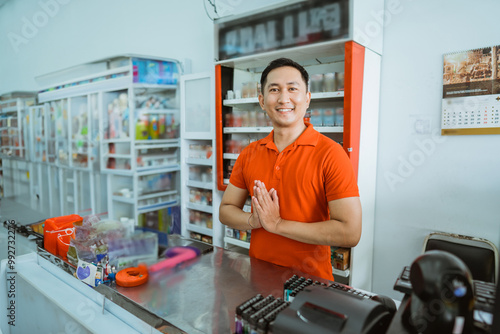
top-left (205, 145), bottom-right (213, 159)
top-left (336, 72), bottom-right (345, 91)
top-left (322, 108), bottom-right (335, 126)
top-left (189, 166), bottom-right (201, 181)
top-left (256, 111), bottom-right (267, 127)
top-left (335, 107), bottom-right (344, 126)
top-left (310, 74), bottom-right (324, 93)
top-left (132, 58), bottom-right (179, 85)
top-left (189, 210), bottom-right (213, 229)
top-left (201, 235), bottom-right (212, 244)
top-left (225, 113), bottom-right (234, 127)
top-left (149, 115), bottom-right (159, 139)
top-left (136, 114), bottom-right (149, 140)
top-left (323, 73), bottom-right (336, 92)
top-left (226, 162), bottom-right (235, 179)
top-left (190, 232), bottom-right (202, 241)
top-left (310, 109), bottom-right (323, 126)
top-left (136, 95), bottom-right (174, 110)
top-left (304, 111), bottom-right (311, 123)
top-left (241, 110), bottom-right (250, 127)
top-left (206, 215), bottom-right (213, 229)
top-left (225, 139), bottom-right (242, 154)
top-left (232, 111), bottom-right (243, 127)
top-left (248, 111), bottom-right (257, 127)
top-left (333, 247), bottom-right (350, 271)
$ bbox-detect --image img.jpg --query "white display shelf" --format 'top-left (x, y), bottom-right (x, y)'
top-left (138, 189), bottom-right (177, 201)
top-left (136, 165), bottom-right (180, 175)
top-left (137, 108), bottom-right (179, 115)
top-left (102, 138), bottom-right (131, 144)
top-left (106, 153), bottom-right (131, 159)
top-left (132, 83), bottom-right (177, 92)
top-left (135, 139), bottom-right (180, 149)
top-left (186, 223), bottom-right (213, 236)
top-left (185, 157), bottom-right (213, 166)
top-left (186, 180), bottom-right (213, 190)
top-left (223, 127), bottom-right (272, 134)
top-left (137, 199), bottom-right (179, 214)
top-left (223, 91), bottom-right (344, 107)
top-left (1, 106), bottom-right (18, 113)
top-left (112, 195), bottom-right (135, 204)
top-left (223, 97), bottom-right (258, 107)
top-left (316, 126), bottom-right (344, 133)
top-left (224, 237), bottom-right (250, 249)
top-left (311, 91), bottom-right (345, 99)
top-left (186, 202), bottom-right (213, 214)
top-left (223, 153), bottom-right (239, 160)
top-left (332, 268), bottom-right (350, 278)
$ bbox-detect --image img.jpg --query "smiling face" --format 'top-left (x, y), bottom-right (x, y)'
top-left (259, 66), bottom-right (311, 129)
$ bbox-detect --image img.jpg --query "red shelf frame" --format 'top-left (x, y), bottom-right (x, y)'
top-left (215, 41), bottom-right (366, 190)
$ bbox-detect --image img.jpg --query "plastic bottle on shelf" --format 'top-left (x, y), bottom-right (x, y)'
top-left (322, 108), bottom-right (335, 126)
top-left (323, 73), bottom-right (336, 92)
top-left (149, 115), bottom-right (159, 139)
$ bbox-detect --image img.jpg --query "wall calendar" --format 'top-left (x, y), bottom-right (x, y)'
top-left (441, 45), bottom-right (500, 135)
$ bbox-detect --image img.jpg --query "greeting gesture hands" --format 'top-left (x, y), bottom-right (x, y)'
top-left (252, 180), bottom-right (283, 234)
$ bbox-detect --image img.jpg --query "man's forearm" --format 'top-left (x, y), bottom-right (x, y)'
top-left (219, 204), bottom-right (254, 231)
top-left (274, 218), bottom-right (361, 247)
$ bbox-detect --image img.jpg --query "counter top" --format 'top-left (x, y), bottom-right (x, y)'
top-left (0, 201), bottom-right (329, 333)
top-left (99, 242), bottom-right (327, 334)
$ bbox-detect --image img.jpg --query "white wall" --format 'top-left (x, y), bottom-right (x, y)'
top-left (0, 0), bottom-right (215, 94)
top-left (373, 0), bottom-right (500, 300)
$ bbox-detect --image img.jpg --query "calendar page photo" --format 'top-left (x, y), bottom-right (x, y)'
top-left (441, 45), bottom-right (500, 135)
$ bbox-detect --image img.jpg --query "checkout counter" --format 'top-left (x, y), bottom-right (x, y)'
top-left (0, 199), bottom-right (341, 333)
top-left (3, 198), bottom-right (497, 334)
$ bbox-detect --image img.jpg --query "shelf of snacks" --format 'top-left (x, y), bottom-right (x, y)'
top-left (0, 93), bottom-right (36, 160)
top-left (34, 55), bottom-right (183, 230)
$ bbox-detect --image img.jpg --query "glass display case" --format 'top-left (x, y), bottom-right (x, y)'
top-left (35, 56), bottom-right (183, 223)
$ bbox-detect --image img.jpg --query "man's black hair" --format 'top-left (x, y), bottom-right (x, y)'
top-left (260, 58), bottom-right (309, 94)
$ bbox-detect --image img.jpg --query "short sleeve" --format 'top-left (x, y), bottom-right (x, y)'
top-left (323, 143), bottom-right (359, 201)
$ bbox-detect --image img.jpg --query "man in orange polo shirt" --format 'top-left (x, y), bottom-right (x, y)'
top-left (219, 58), bottom-right (361, 281)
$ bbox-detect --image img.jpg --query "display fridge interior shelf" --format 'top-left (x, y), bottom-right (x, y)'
top-left (186, 180), bottom-right (212, 190)
top-left (137, 199), bottom-right (179, 214)
top-left (223, 91), bottom-right (344, 107)
top-left (333, 268), bottom-right (350, 278)
top-left (185, 157), bottom-right (213, 166)
top-left (215, 39), bottom-right (348, 71)
top-left (186, 202), bottom-right (212, 214)
top-left (187, 223), bottom-right (213, 236)
top-left (224, 237), bottom-right (250, 249)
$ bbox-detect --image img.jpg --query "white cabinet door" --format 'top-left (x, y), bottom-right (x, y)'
top-left (180, 72), bottom-right (215, 139)
top-left (180, 71), bottom-right (223, 247)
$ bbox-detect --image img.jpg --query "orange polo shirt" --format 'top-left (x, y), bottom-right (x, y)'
top-left (229, 122), bottom-right (359, 280)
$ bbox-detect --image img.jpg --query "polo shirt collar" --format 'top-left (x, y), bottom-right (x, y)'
top-left (260, 122), bottom-right (320, 150)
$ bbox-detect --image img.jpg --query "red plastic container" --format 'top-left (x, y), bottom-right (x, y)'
top-left (43, 214), bottom-right (82, 256)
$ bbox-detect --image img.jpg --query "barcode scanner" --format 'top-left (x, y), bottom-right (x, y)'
top-left (402, 250), bottom-right (474, 334)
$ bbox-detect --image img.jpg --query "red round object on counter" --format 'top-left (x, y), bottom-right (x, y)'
top-left (116, 264), bottom-right (149, 287)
